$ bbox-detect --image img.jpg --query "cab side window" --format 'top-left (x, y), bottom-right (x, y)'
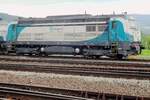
top-left (112, 21), bottom-right (117, 29)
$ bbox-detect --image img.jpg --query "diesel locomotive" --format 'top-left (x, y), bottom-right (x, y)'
top-left (0, 14), bottom-right (142, 59)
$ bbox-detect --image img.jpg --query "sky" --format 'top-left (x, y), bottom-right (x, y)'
top-left (0, 0), bottom-right (150, 17)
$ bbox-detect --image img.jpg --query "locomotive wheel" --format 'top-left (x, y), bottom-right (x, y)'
top-left (116, 54), bottom-right (127, 60)
top-left (90, 55), bottom-right (100, 59)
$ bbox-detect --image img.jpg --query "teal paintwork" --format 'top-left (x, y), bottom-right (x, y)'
top-left (0, 36), bottom-right (4, 41)
top-left (6, 24), bottom-right (25, 41)
top-left (110, 20), bottom-right (133, 42)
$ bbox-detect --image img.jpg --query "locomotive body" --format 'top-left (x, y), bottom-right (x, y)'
top-left (0, 14), bottom-right (142, 59)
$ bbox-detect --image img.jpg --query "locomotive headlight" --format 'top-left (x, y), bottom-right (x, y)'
top-left (118, 48), bottom-right (123, 50)
top-left (40, 47), bottom-right (45, 52)
top-left (7, 44), bottom-right (12, 48)
top-left (75, 48), bottom-right (80, 54)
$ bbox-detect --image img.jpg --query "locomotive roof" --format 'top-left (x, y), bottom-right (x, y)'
top-left (17, 14), bottom-right (126, 24)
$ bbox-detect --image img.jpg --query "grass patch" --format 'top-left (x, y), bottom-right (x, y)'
top-left (142, 34), bottom-right (150, 49)
top-left (135, 49), bottom-right (150, 60)
top-left (129, 49), bottom-right (150, 60)
top-left (140, 49), bottom-right (150, 56)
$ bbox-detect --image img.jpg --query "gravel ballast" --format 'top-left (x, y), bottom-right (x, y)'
top-left (0, 70), bottom-right (149, 97)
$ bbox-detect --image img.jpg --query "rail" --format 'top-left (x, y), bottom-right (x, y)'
top-left (0, 86), bottom-right (90, 100)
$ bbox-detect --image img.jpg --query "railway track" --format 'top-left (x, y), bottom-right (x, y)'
top-left (0, 86), bottom-right (90, 100)
top-left (0, 55), bottom-right (150, 67)
top-left (0, 55), bottom-right (150, 79)
top-left (1, 54), bottom-right (150, 62)
top-left (0, 83), bottom-right (149, 100)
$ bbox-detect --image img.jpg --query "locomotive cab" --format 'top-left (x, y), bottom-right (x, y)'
top-left (109, 17), bottom-right (142, 59)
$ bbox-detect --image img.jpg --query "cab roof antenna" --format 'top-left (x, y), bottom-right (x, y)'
top-left (85, 10), bottom-right (87, 15)
top-left (113, 11), bottom-right (115, 15)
